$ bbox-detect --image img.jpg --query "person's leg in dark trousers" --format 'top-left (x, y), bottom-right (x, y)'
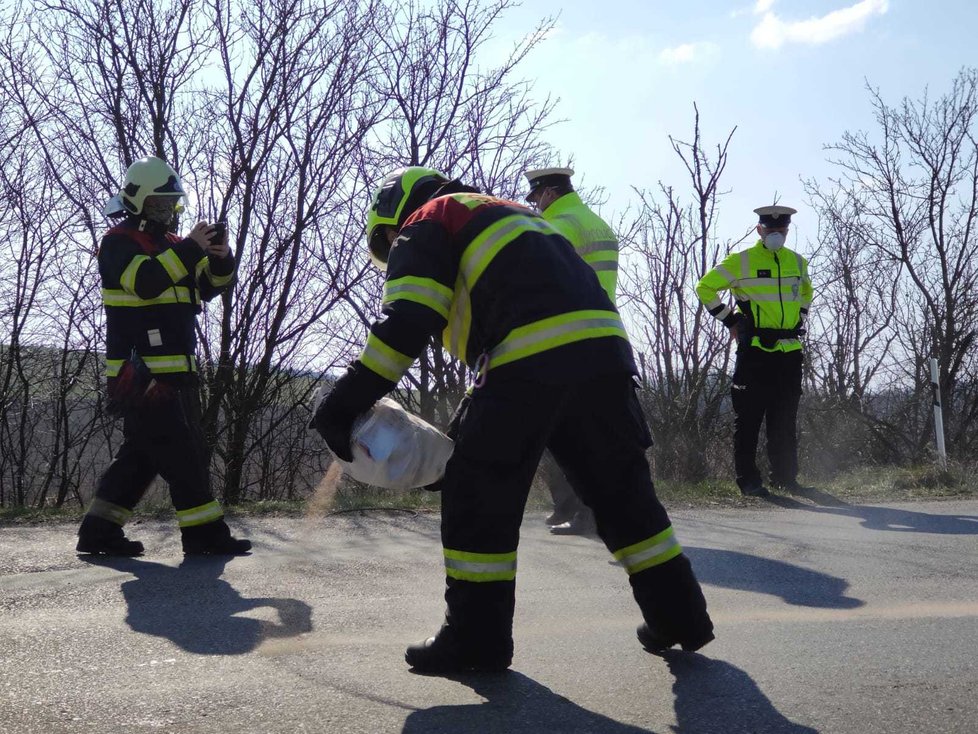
top-left (152, 385), bottom-right (250, 554)
top-left (406, 377), bottom-right (564, 673)
top-left (546, 373), bottom-right (714, 652)
top-left (79, 383), bottom-right (249, 555)
top-left (77, 406), bottom-right (160, 555)
top-left (766, 350), bottom-right (803, 488)
top-left (537, 450), bottom-right (582, 525)
top-left (732, 348), bottom-right (769, 496)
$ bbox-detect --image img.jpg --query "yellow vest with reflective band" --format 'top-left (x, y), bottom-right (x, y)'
top-left (543, 192), bottom-right (619, 302)
top-left (696, 240), bottom-right (812, 353)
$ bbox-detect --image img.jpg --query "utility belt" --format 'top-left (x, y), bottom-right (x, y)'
top-left (738, 321), bottom-right (805, 350)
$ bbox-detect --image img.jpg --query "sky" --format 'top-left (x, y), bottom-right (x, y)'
top-left (488, 0), bottom-right (978, 251)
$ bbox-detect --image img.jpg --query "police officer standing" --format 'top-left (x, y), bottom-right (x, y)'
top-left (524, 167), bottom-right (620, 535)
top-left (696, 205), bottom-right (813, 497)
top-left (314, 167), bottom-right (713, 674)
top-left (76, 156), bottom-right (251, 556)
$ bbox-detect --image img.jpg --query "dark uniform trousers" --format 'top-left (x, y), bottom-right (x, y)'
top-left (731, 347), bottom-right (803, 490)
top-left (536, 450), bottom-right (583, 521)
top-left (95, 383), bottom-right (217, 515)
top-left (439, 372), bottom-right (711, 655)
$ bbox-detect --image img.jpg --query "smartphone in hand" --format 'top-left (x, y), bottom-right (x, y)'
top-left (211, 221), bottom-right (227, 242)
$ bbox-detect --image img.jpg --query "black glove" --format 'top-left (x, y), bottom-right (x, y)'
top-left (310, 364), bottom-right (396, 462)
top-left (313, 391), bottom-right (358, 462)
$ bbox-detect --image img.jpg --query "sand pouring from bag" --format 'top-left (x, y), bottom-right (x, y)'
top-left (306, 461), bottom-right (343, 519)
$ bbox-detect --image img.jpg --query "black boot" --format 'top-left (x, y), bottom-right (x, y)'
top-left (637, 621), bottom-right (714, 654)
top-left (549, 508), bottom-right (597, 536)
top-left (76, 515), bottom-right (144, 556)
top-left (631, 554), bottom-right (714, 654)
top-left (405, 623), bottom-right (512, 673)
top-left (181, 519), bottom-right (251, 555)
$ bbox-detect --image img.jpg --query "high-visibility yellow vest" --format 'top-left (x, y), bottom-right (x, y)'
top-left (696, 240), bottom-right (812, 353)
top-left (543, 192), bottom-right (619, 302)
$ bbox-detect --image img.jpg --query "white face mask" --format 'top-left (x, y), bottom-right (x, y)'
top-left (762, 232), bottom-right (786, 251)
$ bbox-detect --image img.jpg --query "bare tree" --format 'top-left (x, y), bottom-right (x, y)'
top-left (619, 106), bottom-right (737, 480)
top-left (818, 68), bottom-right (978, 460)
top-left (362, 0), bottom-right (560, 425)
top-left (801, 185), bottom-right (907, 469)
top-left (0, 0), bottom-right (563, 506)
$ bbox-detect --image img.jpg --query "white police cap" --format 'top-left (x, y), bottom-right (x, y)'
top-left (753, 205), bottom-right (797, 227)
top-left (524, 167), bottom-right (575, 197)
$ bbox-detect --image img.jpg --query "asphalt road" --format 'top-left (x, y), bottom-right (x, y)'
top-left (2, 495), bottom-right (977, 733)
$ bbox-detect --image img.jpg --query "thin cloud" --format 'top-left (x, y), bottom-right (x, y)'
top-left (751, 0), bottom-right (889, 50)
top-left (659, 42), bottom-right (719, 66)
top-left (729, 0), bottom-right (775, 21)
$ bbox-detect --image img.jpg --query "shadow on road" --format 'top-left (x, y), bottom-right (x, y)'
top-left (682, 546), bottom-right (864, 609)
top-left (765, 491), bottom-right (978, 534)
top-left (80, 555), bottom-right (312, 654)
top-left (401, 671), bottom-right (657, 733)
top-left (664, 651), bottom-right (820, 733)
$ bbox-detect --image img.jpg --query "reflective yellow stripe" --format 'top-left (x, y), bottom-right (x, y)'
top-left (102, 287), bottom-right (194, 307)
top-left (87, 498), bottom-right (132, 526)
top-left (715, 264), bottom-right (737, 283)
top-left (450, 193), bottom-right (488, 210)
top-left (576, 239), bottom-right (618, 257)
top-left (739, 277), bottom-right (785, 288)
top-left (743, 292), bottom-right (802, 303)
top-left (157, 248), bottom-right (189, 283)
top-left (120, 255), bottom-right (150, 295)
top-left (359, 334), bottom-right (413, 382)
top-left (442, 275), bottom-right (472, 364)
top-left (176, 500), bottom-right (224, 528)
top-left (383, 276), bottom-right (453, 320)
top-left (489, 310), bottom-right (627, 369)
top-left (198, 256), bottom-right (234, 287)
top-left (105, 355), bottom-right (195, 375)
top-left (460, 215), bottom-right (554, 288)
top-left (207, 270), bottom-right (233, 287)
top-left (444, 548), bottom-right (517, 582)
top-left (142, 354), bottom-right (197, 374)
top-left (613, 526), bottom-right (682, 575)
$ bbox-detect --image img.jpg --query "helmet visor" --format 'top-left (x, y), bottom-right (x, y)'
top-left (367, 226), bottom-right (392, 271)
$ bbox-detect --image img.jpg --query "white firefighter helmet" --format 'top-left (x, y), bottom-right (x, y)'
top-left (106, 156), bottom-right (187, 216)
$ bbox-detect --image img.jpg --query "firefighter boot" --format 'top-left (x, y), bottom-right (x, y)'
top-left (637, 621), bottom-right (714, 654)
top-left (405, 622), bottom-right (513, 673)
top-left (76, 515), bottom-right (144, 556)
top-left (631, 554), bottom-right (714, 654)
top-left (406, 579), bottom-right (515, 673)
top-left (181, 519), bottom-right (252, 556)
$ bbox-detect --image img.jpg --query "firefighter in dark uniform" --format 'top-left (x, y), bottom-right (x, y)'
top-left (696, 205), bottom-right (813, 497)
top-left (76, 156), bottom-right (251, 556)
top-left (524, 166), bottom-right (621, 536)
top-left (314, 167), bottom-right (713, 673)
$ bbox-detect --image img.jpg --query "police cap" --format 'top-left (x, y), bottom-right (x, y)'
top-left (753, 204), bottom-right (797, 227)
top-left (524, 167), bottom-right (574, 200)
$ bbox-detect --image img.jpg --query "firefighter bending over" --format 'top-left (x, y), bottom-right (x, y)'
top-left (313, 167), bottom-right (714, 673)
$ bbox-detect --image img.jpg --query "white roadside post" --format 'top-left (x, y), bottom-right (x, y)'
top-left (929, 357), bottom-right (947, 471)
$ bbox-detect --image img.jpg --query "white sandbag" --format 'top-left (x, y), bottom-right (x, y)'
top-left (339, 397), bottom-right (454, 490)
